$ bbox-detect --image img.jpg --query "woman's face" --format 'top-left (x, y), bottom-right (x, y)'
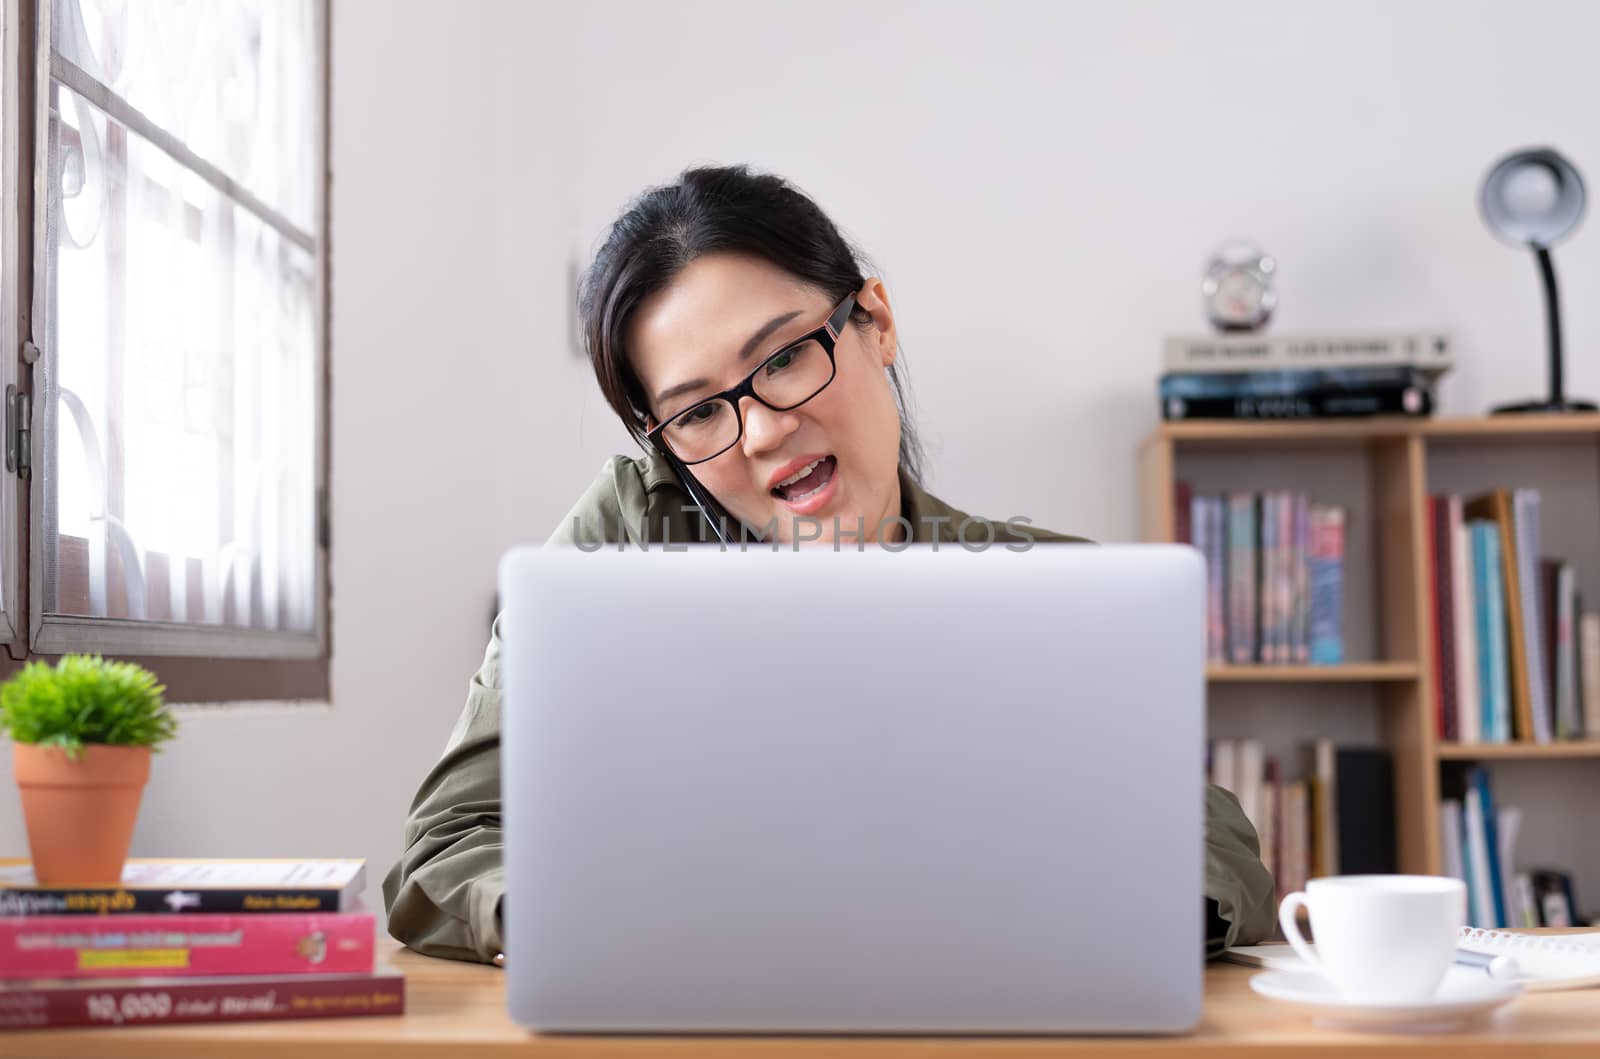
top-left (628, 252), bottom-right (904, 544)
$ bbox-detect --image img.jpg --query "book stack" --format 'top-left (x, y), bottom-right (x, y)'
top-left (0, 859), bottom-right (403, 1032)
top-left (1427, 488), bottom-right (1600, 744)
top-left (1159, 332), bottom-right (1449, 421)
top-left (1439, 765), bottom-right (1586, 929)
top-left (1178, 485), bottom-right (1347, 664)
top-left (1209, 737), bottom-right (1396, 904)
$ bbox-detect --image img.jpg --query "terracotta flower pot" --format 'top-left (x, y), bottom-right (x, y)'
top-left (13, 743), bottom-right (151, 885)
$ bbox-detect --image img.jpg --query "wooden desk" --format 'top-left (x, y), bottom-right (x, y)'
top-left (7, 939), bottom-right (1600, 1058)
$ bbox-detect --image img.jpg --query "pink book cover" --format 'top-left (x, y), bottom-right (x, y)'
top-left (0, 912), bottom-right (374, 980)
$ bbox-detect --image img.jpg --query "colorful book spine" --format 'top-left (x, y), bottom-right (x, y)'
top-left (1292, 493), bottom-right (1311, 663)
top-left (0, 913), bottom-right (374, 980)
top-left (1512, 489), bottom-right (1552, 743)
top-left (0, 971), bottom-right (403, 1031)
top-left (1206, 498), bottom-right (1227, 662)
top-left (1452, 507), bottom-right (1481, 745)
top-left (1430, 496), bottom-right (1458, 741)
top-left (1461, 781), bottom-right (1492, 927)
top-left (1471, 523), bottom-right (1505, 743)
top-left (1276, 492), bottom-right (1294, 664)
top-left (1471, 768), bottom-right (1507, 929)
top-left (1481, 526), bottom-right (1512, 744)
top-left (1228, 494), bottom-right (1258, 663)
top-left (1583, 613), bottom-right (1600, 739)
top-left (1260, 494), bottom-right (1279, 663)
top-left (1551, 563), bottom-right (1580, 740)
top-left (1308, 506), bottom-right (1345, 664)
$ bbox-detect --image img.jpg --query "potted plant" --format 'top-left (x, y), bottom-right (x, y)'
top-left (2, 655), bottom-right (176, 884)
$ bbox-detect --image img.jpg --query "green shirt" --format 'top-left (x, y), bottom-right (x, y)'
top-left (382, 452), bottom-right (1276, 963)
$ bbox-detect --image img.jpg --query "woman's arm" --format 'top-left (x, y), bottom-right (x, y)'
top-left (1204, 783), bottom-right (1277, 951)
top-left (381, 624), bottom-right (508, 964)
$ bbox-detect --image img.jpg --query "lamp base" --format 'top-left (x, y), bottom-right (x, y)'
top-left (1492, 398), bottom-right (1599, 415)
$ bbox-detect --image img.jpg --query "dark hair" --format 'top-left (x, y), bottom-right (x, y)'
top-left (577, 164), bottom-right (925, 482)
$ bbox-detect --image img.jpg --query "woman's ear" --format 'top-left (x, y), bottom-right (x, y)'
top-left (855, 277), bottom-right (898, 368)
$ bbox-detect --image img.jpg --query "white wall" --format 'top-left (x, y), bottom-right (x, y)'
top-left (2, 0), bottom-right (1599, 917)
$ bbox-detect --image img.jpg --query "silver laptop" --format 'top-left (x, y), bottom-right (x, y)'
top-left (498, 543), bottom-right (1205, 1034)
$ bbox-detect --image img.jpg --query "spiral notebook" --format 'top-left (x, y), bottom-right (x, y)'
top-left (1225, 928), bottom-right (1600, 992)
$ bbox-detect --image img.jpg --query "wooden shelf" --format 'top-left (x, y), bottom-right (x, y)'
top-left (1436, 741), bottom-right (1600, 761)
top-left (1154, 413), bottom-right (1600, 445)
top-left (1142, 413), bottom-right (1600, 878)
top-left (1207, 662), bottom-right (1420, 683)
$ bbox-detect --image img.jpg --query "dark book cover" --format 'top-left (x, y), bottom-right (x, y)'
top-left (1433, 496), bottom-right (1458, 742)
top-left (0, 859), bottom-right (364, 918)
top-left (1160, 383), bottom-right (1433, 421)
top-left (1540, 559), bottom-right (1561, 732)
top-left (0, 970), bottom-right (404, 1031)
top-left (1175, 480), bottom-right (1193, 544)
top-left (1333, 748), bottom-right (1397, 875)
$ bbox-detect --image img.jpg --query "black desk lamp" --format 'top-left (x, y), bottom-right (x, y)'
top-left (1479, 147), bottom-right (1594, 413)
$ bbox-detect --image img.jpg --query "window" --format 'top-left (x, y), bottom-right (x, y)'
top-left (2, 0), bottom-right (329, 700)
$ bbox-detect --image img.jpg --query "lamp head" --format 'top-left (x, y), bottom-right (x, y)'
top-left (1480, 147), bottom-right (1586, 250)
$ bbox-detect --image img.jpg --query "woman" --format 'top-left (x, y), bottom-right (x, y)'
top-left (382, 165), bottom-right (1275, 963)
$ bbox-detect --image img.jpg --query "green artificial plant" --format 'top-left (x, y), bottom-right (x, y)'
top-left (0, 655), bottom-right (176, 759)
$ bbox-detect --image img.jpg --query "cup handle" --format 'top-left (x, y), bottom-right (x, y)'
top-left (1278, 891), bottom-right (1322, 973)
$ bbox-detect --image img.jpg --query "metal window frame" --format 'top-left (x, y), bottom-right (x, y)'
top-left (1, 0), bottom-right (331, 687)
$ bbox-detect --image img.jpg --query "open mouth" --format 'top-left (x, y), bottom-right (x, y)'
top-left (771, 454), bottom-right (838, 505)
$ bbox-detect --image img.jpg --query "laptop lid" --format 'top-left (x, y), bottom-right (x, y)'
top-left (499, 543), bottom-right (1204, 1033)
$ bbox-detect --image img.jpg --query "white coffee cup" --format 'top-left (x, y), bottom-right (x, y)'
top-left (1278, 875), bottom-right (1466, 1003)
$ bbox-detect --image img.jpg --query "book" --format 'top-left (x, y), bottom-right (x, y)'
top-left (1174, 480), bottom-right (1193, 544)
top-left (1471, 522), bottom-right (1512, 743)
top-left (1204, 497), bottom-right (1227, 662)
top-left (1333, 748), bottom-right (1396, 875)
top-left (1210, 738), bottom-right (1238, 795)
top-left (0, 859), bottom-right (366, 917)
top-left (0, 911), bottom-right (375, 980)
top-left (1260, 758), bottom-right (1282, 897)
top-left (1280, 779), bottom-right (1309, 898)
top-left (1451, 501), bottom-right (1481, 744)
top-left (1226, 928), bottom-right (1600, 991)
top-left (1464, 491), bottom-right (1540, 743)
top-left (1583, 613), bottom-right (1600, 738)
top-left (1309, 739), bottom-right (1339, 879)
top-left (1511, 490), bottom-right (1552, 743)
top-left (1291, 492), bottom-right (1311, 663)
top-left (1497, 806), bottom-right (1522, 934)
top-left (1471, 768), bottom-right (1508, 929)
top-left (1461, 781), bottom-right (1494, 928)
top-left (1308, 506), bottom-right (1346, 664)
top-left (0, 969), bottom-right (403, 1031)
top-left (1548, 562), bottom-right (1581, 740)
top-left (1439, 798), bottom-right (1465, 886)
top-left (1236, 739), bottom-right (1265, 837)
top-left (1227, 495), bottom-right (1257, 663)
top-left (1160, 370), bottom-right (1434, 421)
top-left (1429, 496), bottom-right (1458, 741)
top-left (1162, 332), bottom-right (1453, 376)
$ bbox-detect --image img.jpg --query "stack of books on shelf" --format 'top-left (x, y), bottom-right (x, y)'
top-left (1439, 765), bottom-right (1588, 929)
top-left (0, 859), bottom-right (402, 1032)
top-left (1427, 487), bottom-right (1600, 744)
top-left (1177, 485), bottom-right (1347, 664)
top-left (1159, 332), bottom-right (1449, 421)
top-left (1209, 737), bottom-right (1395, 903)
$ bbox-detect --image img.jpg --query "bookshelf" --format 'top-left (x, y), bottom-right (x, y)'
top-left (1138, 413), bottom-right (1600, 893)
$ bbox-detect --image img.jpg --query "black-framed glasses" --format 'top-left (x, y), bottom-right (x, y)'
top-left (645, 294), bottom-right (857, 465)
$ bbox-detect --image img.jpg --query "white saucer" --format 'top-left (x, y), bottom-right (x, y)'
top-left (1250, 967), bottom-right (1523, 1032)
